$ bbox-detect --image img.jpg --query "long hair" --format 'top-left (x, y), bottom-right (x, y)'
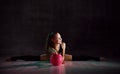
top-left (45, 32), bottom-right (63, 58)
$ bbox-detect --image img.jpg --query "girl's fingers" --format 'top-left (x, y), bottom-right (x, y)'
top-left (61, 42), bottom-right (66, 50)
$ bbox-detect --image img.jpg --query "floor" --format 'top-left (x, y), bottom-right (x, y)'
top-left (0, 61), bottom-right (120, 74)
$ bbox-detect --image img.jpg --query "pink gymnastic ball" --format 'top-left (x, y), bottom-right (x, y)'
top-left (50, 53), bottom-right (63, 66)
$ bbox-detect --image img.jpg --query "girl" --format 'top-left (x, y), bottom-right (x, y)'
top-left (6, 32), bottom-right (105, 61)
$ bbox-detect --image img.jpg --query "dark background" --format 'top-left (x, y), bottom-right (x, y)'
top-left (0, 0), bottom-right (120, 60)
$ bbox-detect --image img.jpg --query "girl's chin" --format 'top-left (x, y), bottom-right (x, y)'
top-left (58, 42), bottom-right (62, 44)
top-left (60, 42), bottom-right (62, 44)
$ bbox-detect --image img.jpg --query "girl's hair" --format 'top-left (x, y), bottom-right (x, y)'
top-left (45, 32), bottom-right (63, 57)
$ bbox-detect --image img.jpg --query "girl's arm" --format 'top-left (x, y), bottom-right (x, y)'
top-left (61, 42), bottom-right (66, 62)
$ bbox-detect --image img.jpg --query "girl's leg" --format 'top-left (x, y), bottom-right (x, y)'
top-left (72, 55), bottom-right (101, 61)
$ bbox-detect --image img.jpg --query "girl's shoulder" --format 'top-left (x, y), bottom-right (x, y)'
top-left (49, 47), bottom-right (57, 53)
top-left (49, 47), bottom-right (54, 50)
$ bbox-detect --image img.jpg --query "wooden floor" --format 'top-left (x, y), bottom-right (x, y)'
top-left (0, 61), bottom-right (120, 74)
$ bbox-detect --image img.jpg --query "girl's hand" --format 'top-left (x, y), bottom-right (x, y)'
top-left (61, 42), bottom-right (66, 50)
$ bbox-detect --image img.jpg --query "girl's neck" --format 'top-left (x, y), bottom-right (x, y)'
top-left (54, 44), bottom-right (60, 51)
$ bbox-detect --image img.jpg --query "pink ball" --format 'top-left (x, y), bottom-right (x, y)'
top-left (50, 53), bottom-right (63, 66)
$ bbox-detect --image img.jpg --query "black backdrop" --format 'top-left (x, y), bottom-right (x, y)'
top-left (0, 0), bottom-right (120, 60)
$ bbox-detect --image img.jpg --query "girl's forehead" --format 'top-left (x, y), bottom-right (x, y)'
top-left (53, 33), bottom-right (62, 38)
top-left (55, 33), bottom-right (61, 37)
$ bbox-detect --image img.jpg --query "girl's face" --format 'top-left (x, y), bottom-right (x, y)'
top-left (52, 33), bottom-right (62, 44)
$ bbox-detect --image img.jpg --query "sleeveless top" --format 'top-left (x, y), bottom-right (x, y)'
top-left (49, 47), bottom-right (58, 55)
